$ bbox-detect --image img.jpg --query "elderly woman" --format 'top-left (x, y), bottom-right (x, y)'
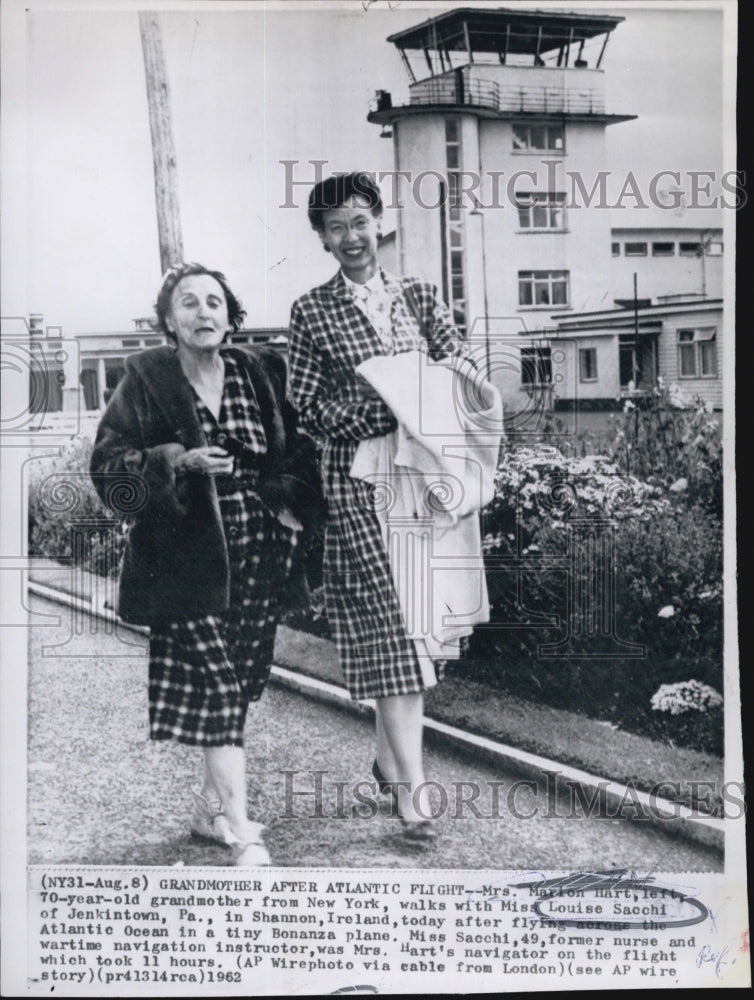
top-left (90, 262), bottom-right (320, 865)
top-left (287, 173), bottom-right (478, 843)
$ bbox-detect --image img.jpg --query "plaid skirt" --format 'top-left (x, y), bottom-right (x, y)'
top-left (322, 438), bottom-right (444, 702)
top-left (148, 488), bottom-right (299, 747)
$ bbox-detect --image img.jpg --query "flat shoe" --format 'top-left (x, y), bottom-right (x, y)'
top-left (190, 788), bottom-right (237, 847)
top-left (229, 823), bottom-right (271, 867)
top-left (373, 760), bottom-right (401, 812)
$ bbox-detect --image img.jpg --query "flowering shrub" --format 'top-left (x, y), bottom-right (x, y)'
top-left (648, 680), bottom-right (724, 757)
top-left (471, 439), bottom-right (723, 753)
top-left (651, 680), bottom-right (723, 715)
top-left (27, 436), bottom-right (124, 578)
top-left (605, 380), bottom-right (722, 516)
top-left (482, 444), bottom-right (669, 557)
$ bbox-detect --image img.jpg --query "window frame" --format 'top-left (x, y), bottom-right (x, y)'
top-left (518, 270), bottom-right (570, 308)
top-left (579, 347), bottom-right (598, 383)
top-left (515, 191), bottom-right (567, 231)
top-left (677, 327), bottom-right (717, 379)
top-left (512, 123), bottom-right (565, 153)
top-left (520, 346), bottom-right (553, 386)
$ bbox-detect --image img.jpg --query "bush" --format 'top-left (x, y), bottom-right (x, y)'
top-left (482, 443), bottom-right (669, 552)
top-left (27, 436), bottom-right (125, 577)
top-left (605, 380), bottom-right (723, 517)
top-left (473, 440), bottom-right (723, 754)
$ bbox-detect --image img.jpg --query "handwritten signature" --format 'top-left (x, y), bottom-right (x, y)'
top-left (510, 868), bottom-right (666, 896)
top-left (697, 940), bottom-right (736, 978)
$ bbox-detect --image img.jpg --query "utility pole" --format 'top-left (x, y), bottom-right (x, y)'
top-left (139, 11), bottom-right (184, 274)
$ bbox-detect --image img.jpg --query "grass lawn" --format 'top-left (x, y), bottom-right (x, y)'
top-left (273, 626), bottom-right (724, 817)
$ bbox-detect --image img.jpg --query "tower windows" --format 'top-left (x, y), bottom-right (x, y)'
top-left (445, 117), bottom-right (467, 329)
top-left (512, 123), bottom-right (564, 152)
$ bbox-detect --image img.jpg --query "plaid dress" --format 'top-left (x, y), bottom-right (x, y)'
top-left (288, 269), bottom-right (465, 701)
top-left (148, 353), bottom-right (300, 746)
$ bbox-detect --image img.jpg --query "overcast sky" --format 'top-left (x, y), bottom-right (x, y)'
top-left (1, 0), bottom-right (735, 333)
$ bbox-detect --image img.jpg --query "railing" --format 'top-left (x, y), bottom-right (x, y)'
top-left (409, 77), bottom-right (604, 115)
top-left (26, 410), bottom-right (102, 435)
top-left (498, 85), bottom-right (604, 114)
top-left (409, 76), bottom-right (499, 111)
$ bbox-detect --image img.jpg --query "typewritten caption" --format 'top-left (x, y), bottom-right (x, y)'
top-left (27, 868), bottom-right (748, 994)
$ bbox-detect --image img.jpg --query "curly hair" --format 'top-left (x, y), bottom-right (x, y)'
top-left (153, 262), bottom-right (246, 341)
top-left (307, 172), bottom-right (383, 233)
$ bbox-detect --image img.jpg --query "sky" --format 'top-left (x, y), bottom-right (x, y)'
top-left (0, 0), bottom-right (736, 334)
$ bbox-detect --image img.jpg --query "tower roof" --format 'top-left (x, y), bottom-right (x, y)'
top-left (386, 6), bottom-right (624, 57)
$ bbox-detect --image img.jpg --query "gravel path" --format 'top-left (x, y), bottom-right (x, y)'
top-left (27, 594), bottom-right (721, 871)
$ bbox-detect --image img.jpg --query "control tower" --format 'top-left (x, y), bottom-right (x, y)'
top-left (368, 5), bottom-right (636, 375)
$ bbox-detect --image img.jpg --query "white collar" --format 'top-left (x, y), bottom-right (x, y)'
top-left (342, 269), bottom-right (386, 296)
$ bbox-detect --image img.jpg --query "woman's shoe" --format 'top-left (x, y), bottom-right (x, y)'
top-left (229, 823), bottom-right (271, 867)
top-left (373, 760), bottom-right (402, 813)
top-left (190, 788), bottom-right (236, 846)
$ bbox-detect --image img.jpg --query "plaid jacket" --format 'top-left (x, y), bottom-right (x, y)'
top-left (287, 268), bottom-right (465, 447)
top-left (287, 269), bottom-right (466, 698)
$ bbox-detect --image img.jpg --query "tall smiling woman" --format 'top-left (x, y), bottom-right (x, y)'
top-left (287, 173), bottom-right (474, 844)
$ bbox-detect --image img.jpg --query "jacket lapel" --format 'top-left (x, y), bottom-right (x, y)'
top-left (326, 269), bottom-right (394, 346)
top-left (127, 347), bottom-right (207, 450)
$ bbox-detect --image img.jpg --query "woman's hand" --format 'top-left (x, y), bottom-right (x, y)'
top-left (173, 446), bottom-right (234, 476)
top-left (275, 507), bottom-right (303, 531)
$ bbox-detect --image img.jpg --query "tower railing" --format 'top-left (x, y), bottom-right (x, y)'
top-left (498, 84), bottom-right (604, 114)
top-left (408, 77), bottom-right (604, 115)
top-left (409, 76), bottom-right (500, 110)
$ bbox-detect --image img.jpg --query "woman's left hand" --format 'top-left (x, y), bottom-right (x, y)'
top-left (275, 507), bottom-right (303, 531)
top-left (173, 446), bottom-right (235, 476)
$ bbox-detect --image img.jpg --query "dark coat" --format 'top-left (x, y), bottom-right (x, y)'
top-left (90, 345), bottom-right (324, 626)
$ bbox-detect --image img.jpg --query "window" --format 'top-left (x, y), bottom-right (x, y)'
top-left (652, 242), bottom-right (675, 256)
top-left (612, 242), bottom-right (620, 257)
top-left (706, 241), bottom-right (724, 256)
top-left (521, 347), bottom-right (552, 386)
top-left (516, 192), bottom-right (566, 230)
top-left (579, 348), bottom-right (598, 382)
top-left (513, 123), bottom-right (564, 152)
top-left (518, 270), bottom-right (569, 307)
top-left (677, 328), bottom-right (717, 378)
top-left (679, 242), bottom-right (703, 256)
top-left (624, 242), bottom-right (648, 256)
top-left (445, 118), bottom-right (466, 329)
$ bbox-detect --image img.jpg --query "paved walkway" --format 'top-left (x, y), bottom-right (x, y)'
top-left (27, 594), bottom-right (721, 871)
